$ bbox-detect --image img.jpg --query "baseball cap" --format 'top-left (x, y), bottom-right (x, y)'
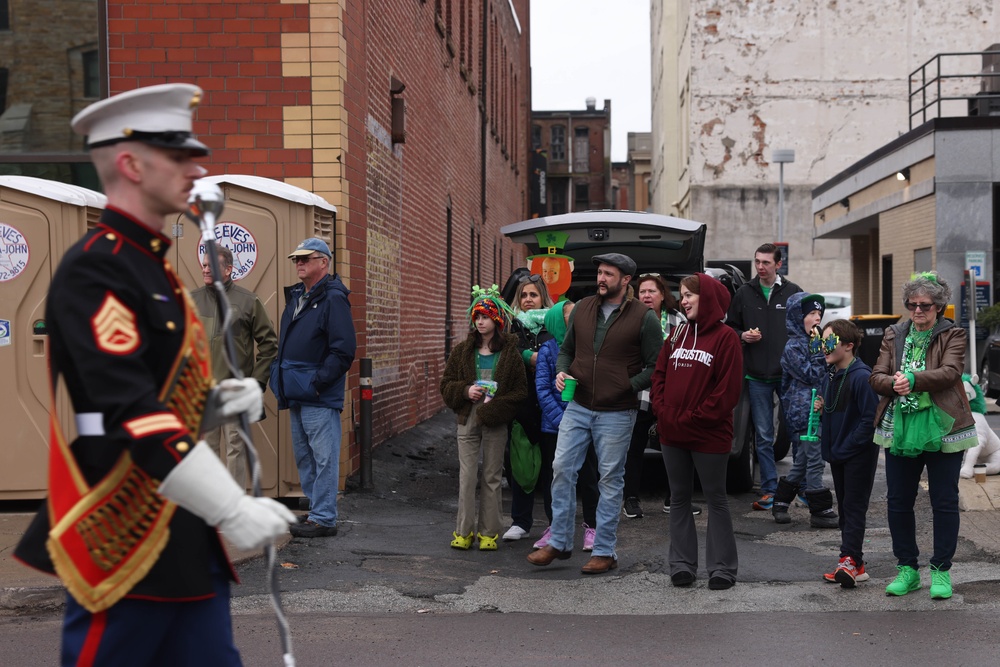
top-left (287, 237), bottom-right (333, 259)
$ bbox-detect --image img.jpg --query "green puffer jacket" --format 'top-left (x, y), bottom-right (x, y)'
top-left (440, 333), bottom-right (528, 427)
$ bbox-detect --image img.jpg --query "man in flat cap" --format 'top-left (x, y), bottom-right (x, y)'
top-left (527, 252), bottom-right (662, 574)
top-left (15, 83), bottom-right (294, 666)
top-left (270, 237), bottom-right (357, 538)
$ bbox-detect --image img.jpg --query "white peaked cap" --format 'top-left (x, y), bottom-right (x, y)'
top-left (71, 83), bottom-right (209, 156)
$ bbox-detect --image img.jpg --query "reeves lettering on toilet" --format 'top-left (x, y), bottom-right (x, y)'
top-left (196, 221), bottom-right (258, 281)
top-left (0, 223), bottom-right (30, 282)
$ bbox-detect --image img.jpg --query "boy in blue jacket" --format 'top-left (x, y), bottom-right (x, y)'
top-left (774, 293), bottom-right (838, 528)
top-left (534, 302), bottom-right (599, 551)
top-left (817, 319), bottom-right (880, 588)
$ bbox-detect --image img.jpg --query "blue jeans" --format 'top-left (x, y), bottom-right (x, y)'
top-left (290, 405), bottom-right (342, 528)
top-left (885, 449), bottom-right (963, 570)
top-left (784, 431), bottom-right (826, 492)
top-left (748, 380), bottom-right (780, 495)
top-left (548, 401), bottom-right (636, 558)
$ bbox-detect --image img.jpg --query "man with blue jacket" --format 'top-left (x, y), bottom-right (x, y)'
top-left (271, 238), bottom-right (357, 538)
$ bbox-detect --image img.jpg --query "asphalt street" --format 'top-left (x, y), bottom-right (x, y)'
top-left (4, 410), bottom-right (1000, 665)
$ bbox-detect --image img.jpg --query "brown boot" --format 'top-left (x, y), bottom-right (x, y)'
top-left (527, 545), bottom-right (572, 566)
top-left (580, 555), bottom-right (618, 574)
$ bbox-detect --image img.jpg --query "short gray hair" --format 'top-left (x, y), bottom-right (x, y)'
top-left (901, 272), bottom-right (951, 310)
top-left (216, 246), bottom-right (234, 269)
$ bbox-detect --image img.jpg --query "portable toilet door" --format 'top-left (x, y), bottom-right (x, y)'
top-left (0, 176), bottom-right (104, 499)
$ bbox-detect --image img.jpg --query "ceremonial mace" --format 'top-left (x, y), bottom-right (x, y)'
top-left (186, 181), bottom-right (296, 667)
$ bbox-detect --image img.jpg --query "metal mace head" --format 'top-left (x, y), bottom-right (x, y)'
top-left (185, 180), bottom-right (225, 231)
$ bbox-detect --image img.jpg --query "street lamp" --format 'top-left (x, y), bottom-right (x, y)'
top-left (772, 149), bottom-right (795, 243)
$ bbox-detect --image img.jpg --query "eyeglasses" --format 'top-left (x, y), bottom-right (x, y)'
top-left (904, 301), bottom-right (936, 312)
top-left (519, 274), bottom-right (543, 284)
top-left (292, 255), bottom-right (323, 264)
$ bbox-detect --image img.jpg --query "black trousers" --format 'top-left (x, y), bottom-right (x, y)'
top-left (623, 410), bottom-right (656, 500)
top-left (830, 446), bottom-right (880, 563)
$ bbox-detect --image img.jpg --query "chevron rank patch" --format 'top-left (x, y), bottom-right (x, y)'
top-left (92, 292), bottom-right (140, 355)
top-left (123, 412), bottom-right (184, 439)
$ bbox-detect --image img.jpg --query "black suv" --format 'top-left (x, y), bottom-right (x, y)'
top-left (501, 209), bottom-right (789, 493)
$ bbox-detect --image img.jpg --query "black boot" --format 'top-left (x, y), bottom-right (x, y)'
top-left (772, 476), bottom-right (798, 524)
top-left (806, 489), bottom-right (839, 529)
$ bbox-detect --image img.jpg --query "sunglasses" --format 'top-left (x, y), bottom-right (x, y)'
top-left (292, 255), bottom-right (323, 264)
top-left (520, 274), bottom-right (543, 284)
top-left (638, 273), bottom-right (661, 279)
top-left (904, 301), bottom-right (935, 312)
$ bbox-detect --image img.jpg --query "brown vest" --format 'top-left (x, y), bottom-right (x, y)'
top-left (568, 296), bottom-right (647, 411)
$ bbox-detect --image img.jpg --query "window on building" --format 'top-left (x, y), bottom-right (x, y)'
top-left (913, 247), bottom-right (933, 273)
top-left (532, 125), bottom-right (541, 150)
top-left (82, 50), bottom-right (99, 99)
top-left (550, 125), bottom-right (565, 161)
top-left (573, 126), bottom-right (589, 173)
top-left (0, 68), bottom-right (7, 114)
top-left (0, 0), bottom-right (105, 182)
top-left (459, 0), bottom-right (466, 67)
top-left (574, 182), bottom-right (589, 210)
top-left (550, 178), bottom-right (567, 215)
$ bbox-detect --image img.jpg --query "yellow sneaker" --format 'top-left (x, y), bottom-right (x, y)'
top-left (450, 531), bottom-right (474, 550)
top-left (477, 533), bottom-right (499, 551)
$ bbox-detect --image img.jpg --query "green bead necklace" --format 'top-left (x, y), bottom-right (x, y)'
top-left (823, 358), bottom-right (856, 413)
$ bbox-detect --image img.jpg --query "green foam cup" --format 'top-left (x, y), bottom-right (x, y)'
top-left (561, 377), bottom-right (578, 402)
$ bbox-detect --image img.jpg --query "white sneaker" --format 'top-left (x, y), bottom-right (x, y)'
top-left (502, 525), bottom-right (528, 541)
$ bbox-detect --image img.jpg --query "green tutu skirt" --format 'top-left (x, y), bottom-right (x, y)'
top-left (874, 395), bottom-right (955, 458)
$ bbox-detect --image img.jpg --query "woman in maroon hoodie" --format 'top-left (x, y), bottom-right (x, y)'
top-left (651, 273), bottom-right (743, 590)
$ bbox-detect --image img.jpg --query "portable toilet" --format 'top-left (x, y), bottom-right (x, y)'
top-left (169, 175), bottom-right (338, 498)
top-left (0, 176), bottom-right (106, 499)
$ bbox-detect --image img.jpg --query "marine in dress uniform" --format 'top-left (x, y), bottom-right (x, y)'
top-left (14, 84), bottom-right (295, 667)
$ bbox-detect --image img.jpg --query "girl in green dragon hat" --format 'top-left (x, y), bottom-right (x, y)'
top-left (440, 286), bottom-right (528, 551)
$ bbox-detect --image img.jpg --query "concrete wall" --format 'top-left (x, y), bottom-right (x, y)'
top-left (691, 184), bottom-right (851, 292)
top-left (934, 129), bottom-right (999, 301)
top-left (651, 0), bottom-right (1000, 289)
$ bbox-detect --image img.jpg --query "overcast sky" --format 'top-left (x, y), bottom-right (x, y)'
top-left (529, 0), bottom-right (651, 162)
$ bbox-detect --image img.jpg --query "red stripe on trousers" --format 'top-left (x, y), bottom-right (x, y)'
top-left (77, 610), bottom-right (107, 667)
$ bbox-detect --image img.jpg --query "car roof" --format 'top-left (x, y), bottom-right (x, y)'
top-left (501, 210), bottom-right (707, 275)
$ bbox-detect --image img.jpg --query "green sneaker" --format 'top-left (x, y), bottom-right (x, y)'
top-left (929, 565), bottom-right (953, 600)
top-left (885, 565), bottom-right (922, 596)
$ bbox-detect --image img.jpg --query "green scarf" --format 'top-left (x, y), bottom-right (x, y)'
top-left (875, 326), bottom-right (953, 456)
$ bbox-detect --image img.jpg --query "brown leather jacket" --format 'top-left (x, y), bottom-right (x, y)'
top-left (869, 318), bottom-right (973, 433)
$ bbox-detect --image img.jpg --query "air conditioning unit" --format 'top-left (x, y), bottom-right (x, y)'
top-left (968, 93), bottom-right (1000, 117)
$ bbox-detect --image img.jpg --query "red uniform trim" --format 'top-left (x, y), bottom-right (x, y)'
top-left (103, 206), bottom-right (172, 260)
top-left (77, 609), bottom-right (107, 667)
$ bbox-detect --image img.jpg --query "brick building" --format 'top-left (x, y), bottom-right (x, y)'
top-left (0, 0), bottom-right (532, 485)
top-left (531, 97), bottom-right (612, 215)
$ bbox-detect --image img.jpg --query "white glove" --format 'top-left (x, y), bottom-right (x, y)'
top-left (158, 441), bottom-right (296, 550)
top-left (216, 378), bottom-right (264, 422)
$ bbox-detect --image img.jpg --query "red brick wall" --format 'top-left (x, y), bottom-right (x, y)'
top-left (106, 0), bottom-right (313, 180)
top-left (104, 0), bottom-right (531, 474)
top-left (355, 0), bottom-right (530, 443)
